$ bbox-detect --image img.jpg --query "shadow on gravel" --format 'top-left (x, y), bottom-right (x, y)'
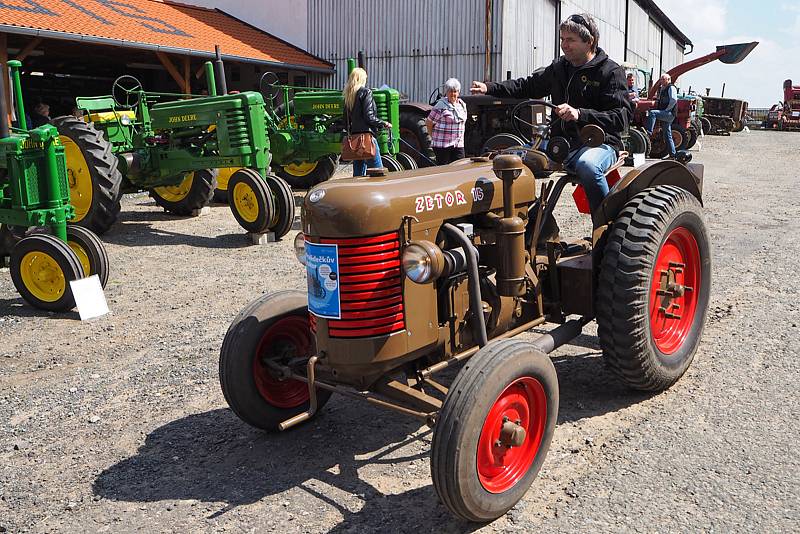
top-left (101, 222), bottom-right (250, 249)
top-left (94, 340), bottom-right (652, 532)
top-left (0, 297), bottom-right (81, 320)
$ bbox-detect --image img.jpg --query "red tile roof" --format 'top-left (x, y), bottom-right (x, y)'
top-left (0, 0), bottom-right (332, 71)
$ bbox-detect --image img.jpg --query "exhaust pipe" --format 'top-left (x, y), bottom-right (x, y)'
top-left (214, 45), bottom-right (228, 95)
top-left (0, 63), bottom-right (9, 138)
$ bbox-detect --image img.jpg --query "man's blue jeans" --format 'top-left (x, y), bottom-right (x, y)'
top-left (647, 110), bottom-right (676, 156)
top-left (352, 137), bottom-right (383, 176)
top-left (564, 144), bottom-right (618, 212)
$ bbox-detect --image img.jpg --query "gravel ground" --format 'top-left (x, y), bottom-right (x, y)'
top-left (1, 130), bottom-right (798, 533)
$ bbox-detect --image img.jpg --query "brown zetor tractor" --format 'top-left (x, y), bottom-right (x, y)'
top-left (219, 105), bottom-right (711, 522)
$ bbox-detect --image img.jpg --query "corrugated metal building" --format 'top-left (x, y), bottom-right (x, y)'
top-left (306, 0), bottom-right (691, 100)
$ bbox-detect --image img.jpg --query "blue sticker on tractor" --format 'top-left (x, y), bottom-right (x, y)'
top-left (306, 242), bottom-right (341, 319)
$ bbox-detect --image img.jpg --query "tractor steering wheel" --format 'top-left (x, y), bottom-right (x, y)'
top-left (112, 75), bottom-right (143, 109)
top-left (428, 86), bottom-right (443, 106)
top-left (510, 99), bottom-right (558, 144)
top-left (258, 72), bottom-right (282, 105)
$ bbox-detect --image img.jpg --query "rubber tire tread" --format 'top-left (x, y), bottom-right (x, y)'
top-left (685, 126), bottom-right (698, 149)
top-left (219, 290), bottom-right (332, 431)
top-left (381, 154), bottom-right (403, 172)
top-left (53, 115), bottom-right (122, 235)
top-left (431, 339), bottom-right (558, 522)
top-left (228, 169), bottom-right (273, 234)
top-left (150, 168), bottom-right (217, 216)
top-left (276, 156), bottom-right (336, 189)
top-left (264, 174), bottom-right (296, 239)
top-left (395, 151), bottom-right (418, 170)
top-left (66, 225), bottom-right (110, 288)
top-left (596, 185), bottom-right (711, 391)
top-left (10, 234), bottom-right (84, 311)
top-left (399, 110), bottom-right (435, 167)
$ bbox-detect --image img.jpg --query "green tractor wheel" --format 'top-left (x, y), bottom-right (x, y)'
top-left (264, 174), bottom-right (296, 239)
top-left (10, 234), bottom-right (84, 311)
top-left (150, 169), bottom-right (217, 216)
top-left (66, 225), bottom-right (110, 288)
top-left (53, 115), bottom-right (123, 236)
top-left (276, 157), bottom-right (336, 189)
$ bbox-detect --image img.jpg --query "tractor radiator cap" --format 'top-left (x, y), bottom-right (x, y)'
top-left (492, 154), bottom-right (523, 172)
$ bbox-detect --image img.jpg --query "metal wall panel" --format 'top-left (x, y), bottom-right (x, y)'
top-left (661, 36), bottom-right (684, 73)
top-left (647, 16), bottom-right (662, 76)
top-left (307, 0), bottom-right (503, 101)
top-left (500, 0), bottom-right (558, 78)
top-left (626, 0), bottom-right (649, 67)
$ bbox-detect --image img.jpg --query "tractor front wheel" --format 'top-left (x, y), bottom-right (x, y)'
top-left (150, 169), bottom-right (216, 215)
top-left (596, 185), bottom-right (711, 391)
top-left (480, 133), bottom-right (527, 157)
top-left (432, 339), bottom-right (558, 522)
top-left (53, 115), bottom-right (123, 235)
top-left (10, 234), bottom-right (84, 311)
top-left (66, 225), bottom-right (109, 288)
top-left (382, 154), bottom-right (403, 172)
top-left (228, 169), bottom-right (274, 234)
top-left (700, 117), bottom-right (712, 135)
top-left (212, 167), bottom-right (242, 204)
top-left (219, 290), bottom-right (332, 431)
top-left (276, 157), bottom-right (336, 189)
top-left (399, 110), bottom-right (435, 167)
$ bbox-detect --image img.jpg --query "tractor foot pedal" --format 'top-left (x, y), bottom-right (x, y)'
top-left (191, 206), bottom-right (212, 217)
top-left (248, 231), bottom-right (277, 245)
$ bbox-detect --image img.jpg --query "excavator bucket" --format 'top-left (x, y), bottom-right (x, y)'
top-left (717, 42), bottom-right (759, 64)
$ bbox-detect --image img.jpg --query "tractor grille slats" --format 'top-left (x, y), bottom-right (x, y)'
top-left (320, 232), bottom-right (405, 338)
top-left (224, 109), bottom-right (251, 148)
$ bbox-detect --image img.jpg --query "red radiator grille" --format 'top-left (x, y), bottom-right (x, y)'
top-left (319, 232), bottom-right (405, 338)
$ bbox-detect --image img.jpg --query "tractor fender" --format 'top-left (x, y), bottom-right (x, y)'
top-left (399, 102), bottom-right (432, 114)
top-left (593, 160), bottom-right (704, 228)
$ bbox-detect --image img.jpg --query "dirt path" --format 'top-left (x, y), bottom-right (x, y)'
top-left (1, 131), bottom-right (797, 533)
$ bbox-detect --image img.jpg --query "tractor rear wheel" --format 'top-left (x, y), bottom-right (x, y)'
top-left (53, 115), bottom-right (122, 235)
top-left (382, 154), bottom-right (403, 172)
top-left (66, 225), bottom-right (109, 288)
top-left (212, 167), bottom-right (241, 203)
top-left (596, 185), bottom-right (711, 391)
top-left (685, 126), bottom-right (698, 149)
top-left (481, 133), bottom-right (527, 157)
top-left (10, 234), bottom-right (84, 311)
top-left (150, 169), bottom-right (216, 215)
top-left (276, 157), bottom-right (336, 189)
top-left (432, 339), bottom-right (558, 522)
top-left (395, 151), bottom-right (418, 170)
top-left (700, 117), bottom-right (712, 135)
top-left (219, 290), bottom-right (332, 431)
top-left (228, 168), bottom-right (274, 234)
top-left (399, 110), bottom-right (435, 167)
top-left (673, 125), bottom-right (689, 151)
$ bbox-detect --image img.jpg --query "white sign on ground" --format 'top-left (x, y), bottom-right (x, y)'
top-left (69, 275), bottom-right (109, 321)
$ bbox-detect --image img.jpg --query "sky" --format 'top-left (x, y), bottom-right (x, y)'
top-left (656, 0), bottom-right (798, 108)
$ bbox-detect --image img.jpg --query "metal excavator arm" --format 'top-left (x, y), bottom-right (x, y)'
top-left (647, 42), bottom-right (759, 99)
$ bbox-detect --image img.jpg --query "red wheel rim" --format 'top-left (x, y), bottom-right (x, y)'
top-left (477, 377), bottom-right (547, 493)
top-left (649, 227), bottom-right (701, 354)
top-left (252, 315), bottom-right (312, 408)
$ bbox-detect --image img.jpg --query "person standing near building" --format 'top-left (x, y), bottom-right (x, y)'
top-left (646, 73), bottom-right (678, 159)
top-left (343, 67), bottom-right (391, 177)
top-left (426, 78), bottom-right (467, 165)
top-left (470, 13), bottom-right (632, 212)
top-left (29, 102), bottom-right (50, 128)
top-left (626, 72), bottom-right (640, 102)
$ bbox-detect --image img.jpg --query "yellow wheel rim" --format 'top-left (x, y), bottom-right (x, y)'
top-left (60, 136), bottom-right (93, 222)
top-left (19, 250), bottom-right (67, 303)
top-left (68, 241), bottom-right (92, 277)
top-left (216, 168), bottom-right (240, 192)
top-left (232, 182), bottom-right (259, 223)
top-left (153, 173), bottom-right (194, 202)
top-left (282, 161), bottom-right (318, 177)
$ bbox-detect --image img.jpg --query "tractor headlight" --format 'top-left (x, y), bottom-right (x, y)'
top-left (294, 232), bottom-right (307, 265)
top-left (120, 114), bottom-right (131, 126)
top-left (402, 240), bottom-right (444, 284)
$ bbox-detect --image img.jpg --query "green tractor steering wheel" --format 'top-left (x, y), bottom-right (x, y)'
top-left (112, 75), bottom-right (144, 109)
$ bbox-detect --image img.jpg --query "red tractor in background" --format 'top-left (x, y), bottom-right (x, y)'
top-left (632, 42), bottom-right (758, 155)
top-left (765, 80), bottom-right (800, 130)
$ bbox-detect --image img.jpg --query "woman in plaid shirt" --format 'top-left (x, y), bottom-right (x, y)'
top-left (426, 78), bottom-right (467, 165)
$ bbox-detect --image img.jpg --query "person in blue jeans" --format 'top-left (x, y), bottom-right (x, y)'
top-left (646, 73), bottom-right (678, 159)
top-left (343, 67), bottom-right (390, 176)
top-left (471, 13), bottom-right (632, 212)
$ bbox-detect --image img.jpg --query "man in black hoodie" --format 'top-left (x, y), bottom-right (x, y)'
top-left (471, 13), bottom-right (632, 212)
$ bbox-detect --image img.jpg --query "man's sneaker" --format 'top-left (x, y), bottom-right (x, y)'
top-left (661, 154), bottom-right (675, 160)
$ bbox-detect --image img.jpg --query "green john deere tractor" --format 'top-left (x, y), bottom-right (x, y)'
top-left (55, 62), bottom-right (295, 237)
top-left (1, 61), bottom-right (109, 311)
top-left (213, 57), bottom-right (409, 199)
